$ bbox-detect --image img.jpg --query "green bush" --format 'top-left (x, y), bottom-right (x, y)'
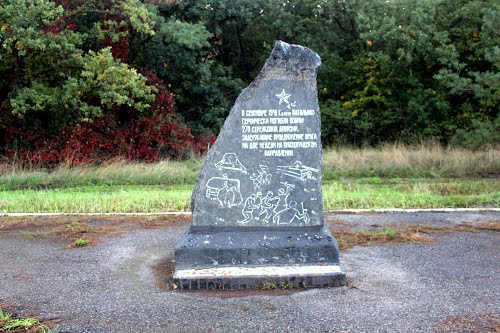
top-left (451, 117), bottom-right (500, 150)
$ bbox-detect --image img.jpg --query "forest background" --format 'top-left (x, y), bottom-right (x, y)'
top-left (0, 0), bottom-right (498, 167)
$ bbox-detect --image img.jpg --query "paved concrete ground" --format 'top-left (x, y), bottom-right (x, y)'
top-left (1, 212), bottom-right (499, 333)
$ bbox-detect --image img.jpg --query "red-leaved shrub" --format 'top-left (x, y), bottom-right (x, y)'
top-left (3, 72), bottom-right (215, 167)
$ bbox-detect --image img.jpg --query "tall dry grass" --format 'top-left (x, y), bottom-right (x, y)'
top-left (323, 142), bottom-right (500, 178)
top-left (0, 158), bottom-right (202, 190)
top-left (0, 143), bottom-right (498, 190)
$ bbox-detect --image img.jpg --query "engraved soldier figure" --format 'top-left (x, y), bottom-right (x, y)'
top-left (274, 182), bottom-right (295, 213)
top-left (225, 185), bottom-right (243, 208)
top-left (258, 191), bottom-right (279, 223)
top-left (216, 181), bottom-right (229, 207)
top-left (239, 193), bottom-right (261, 224)
top-left (272, 201), bottom-right (310, 225)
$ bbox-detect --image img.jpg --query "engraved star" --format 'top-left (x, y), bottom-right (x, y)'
top-left (275, 89), bottom-right (291, 105)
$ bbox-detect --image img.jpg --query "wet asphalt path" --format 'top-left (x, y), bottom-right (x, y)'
top-left (0, 212), bottom-right (499, 333)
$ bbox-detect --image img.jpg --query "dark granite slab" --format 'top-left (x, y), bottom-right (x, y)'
top-left (174, 41), bottom-right (344, 289)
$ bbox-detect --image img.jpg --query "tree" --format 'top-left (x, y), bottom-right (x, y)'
top-left (0, 0), bottom-right (160, 129)
top-left (0, 0), bottom-right (209, 163)
top-left (143, 1), bottom-right (244, 135)
top-left (336, 0), bottom-right (499, 145)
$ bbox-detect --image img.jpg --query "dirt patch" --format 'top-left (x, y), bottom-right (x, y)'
top-left (329, 220), bottom-right (500, 250)
top-left (152, 256), bottom-right (177, 290)
top-left (2, 215), bottom-right (498, 250)
top-left (434, 313), bottom-right (500, 332)
top-left (0, 215), bottom-right (191, 247)
top-left (332, 227), bottom-right (432, 250)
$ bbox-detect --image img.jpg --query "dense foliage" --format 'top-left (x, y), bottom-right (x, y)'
top-left (0, 0), bottom-right (219, 165)
top-left (165, 0), bottom-right (498, 147)
top-left (0, 0), bottom-right (498, 165)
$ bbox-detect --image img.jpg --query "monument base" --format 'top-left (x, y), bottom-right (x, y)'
top-left (174, 264), bottom-right (345, 290)
top-left (173, 226), bottom-right (345, 289)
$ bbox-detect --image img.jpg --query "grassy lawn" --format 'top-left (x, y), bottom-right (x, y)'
top-left (0, 145), bottom-right (498, 213)
top-left (0, 179), bottom-right (497, 213)
top-left (0, 185), bottom-right (192, 213)
top-left (323, 178), bottom-right (498, 210)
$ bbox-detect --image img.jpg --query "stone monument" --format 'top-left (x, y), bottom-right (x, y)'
top-left (173, 41), bottom-right (345, 289)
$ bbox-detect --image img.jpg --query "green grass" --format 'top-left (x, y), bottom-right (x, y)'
top-left (0, 179), bottom-right (497, 213)
top-left (380, 229), bottom-right (398, 237)
top-left (0, 306), bottom-right (53, 333)
top-left (322, 178), bottom-right (499, 210)
top-left (74, 238), bottom-right (89, 247)
top-left (0, 145), bottom-right (498, 213)
top-left (0, 185), bottom-right (192, 213)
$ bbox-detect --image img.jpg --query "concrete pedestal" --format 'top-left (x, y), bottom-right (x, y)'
top-left (174, 226), bottom-right (345, 289)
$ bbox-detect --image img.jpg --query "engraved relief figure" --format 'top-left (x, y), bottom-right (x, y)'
top-left (239, 192), bottom-right (262, 224)
top-left (273, 182), bottom-right (295, 213)
top-left (205, 175), bottom-right (242, 208)
top-left (250, 173), bottom-right (261, 191)
top-left (250, 165), bottom-right (272, 190)
top-left (215, 153), bottom-right (247, 174)
top-left (216, 181), bottom-right (229, 206)
top-left (258, 191), bottom-right (280, 223)
top-left (259, 165), bottom-right (272, 185)
top-left (277, 161), bottom-right (318, 181)
top-left (272, 201), bottom-right (310, 225)
top-left (225, 185), bottom-right (243, 208)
